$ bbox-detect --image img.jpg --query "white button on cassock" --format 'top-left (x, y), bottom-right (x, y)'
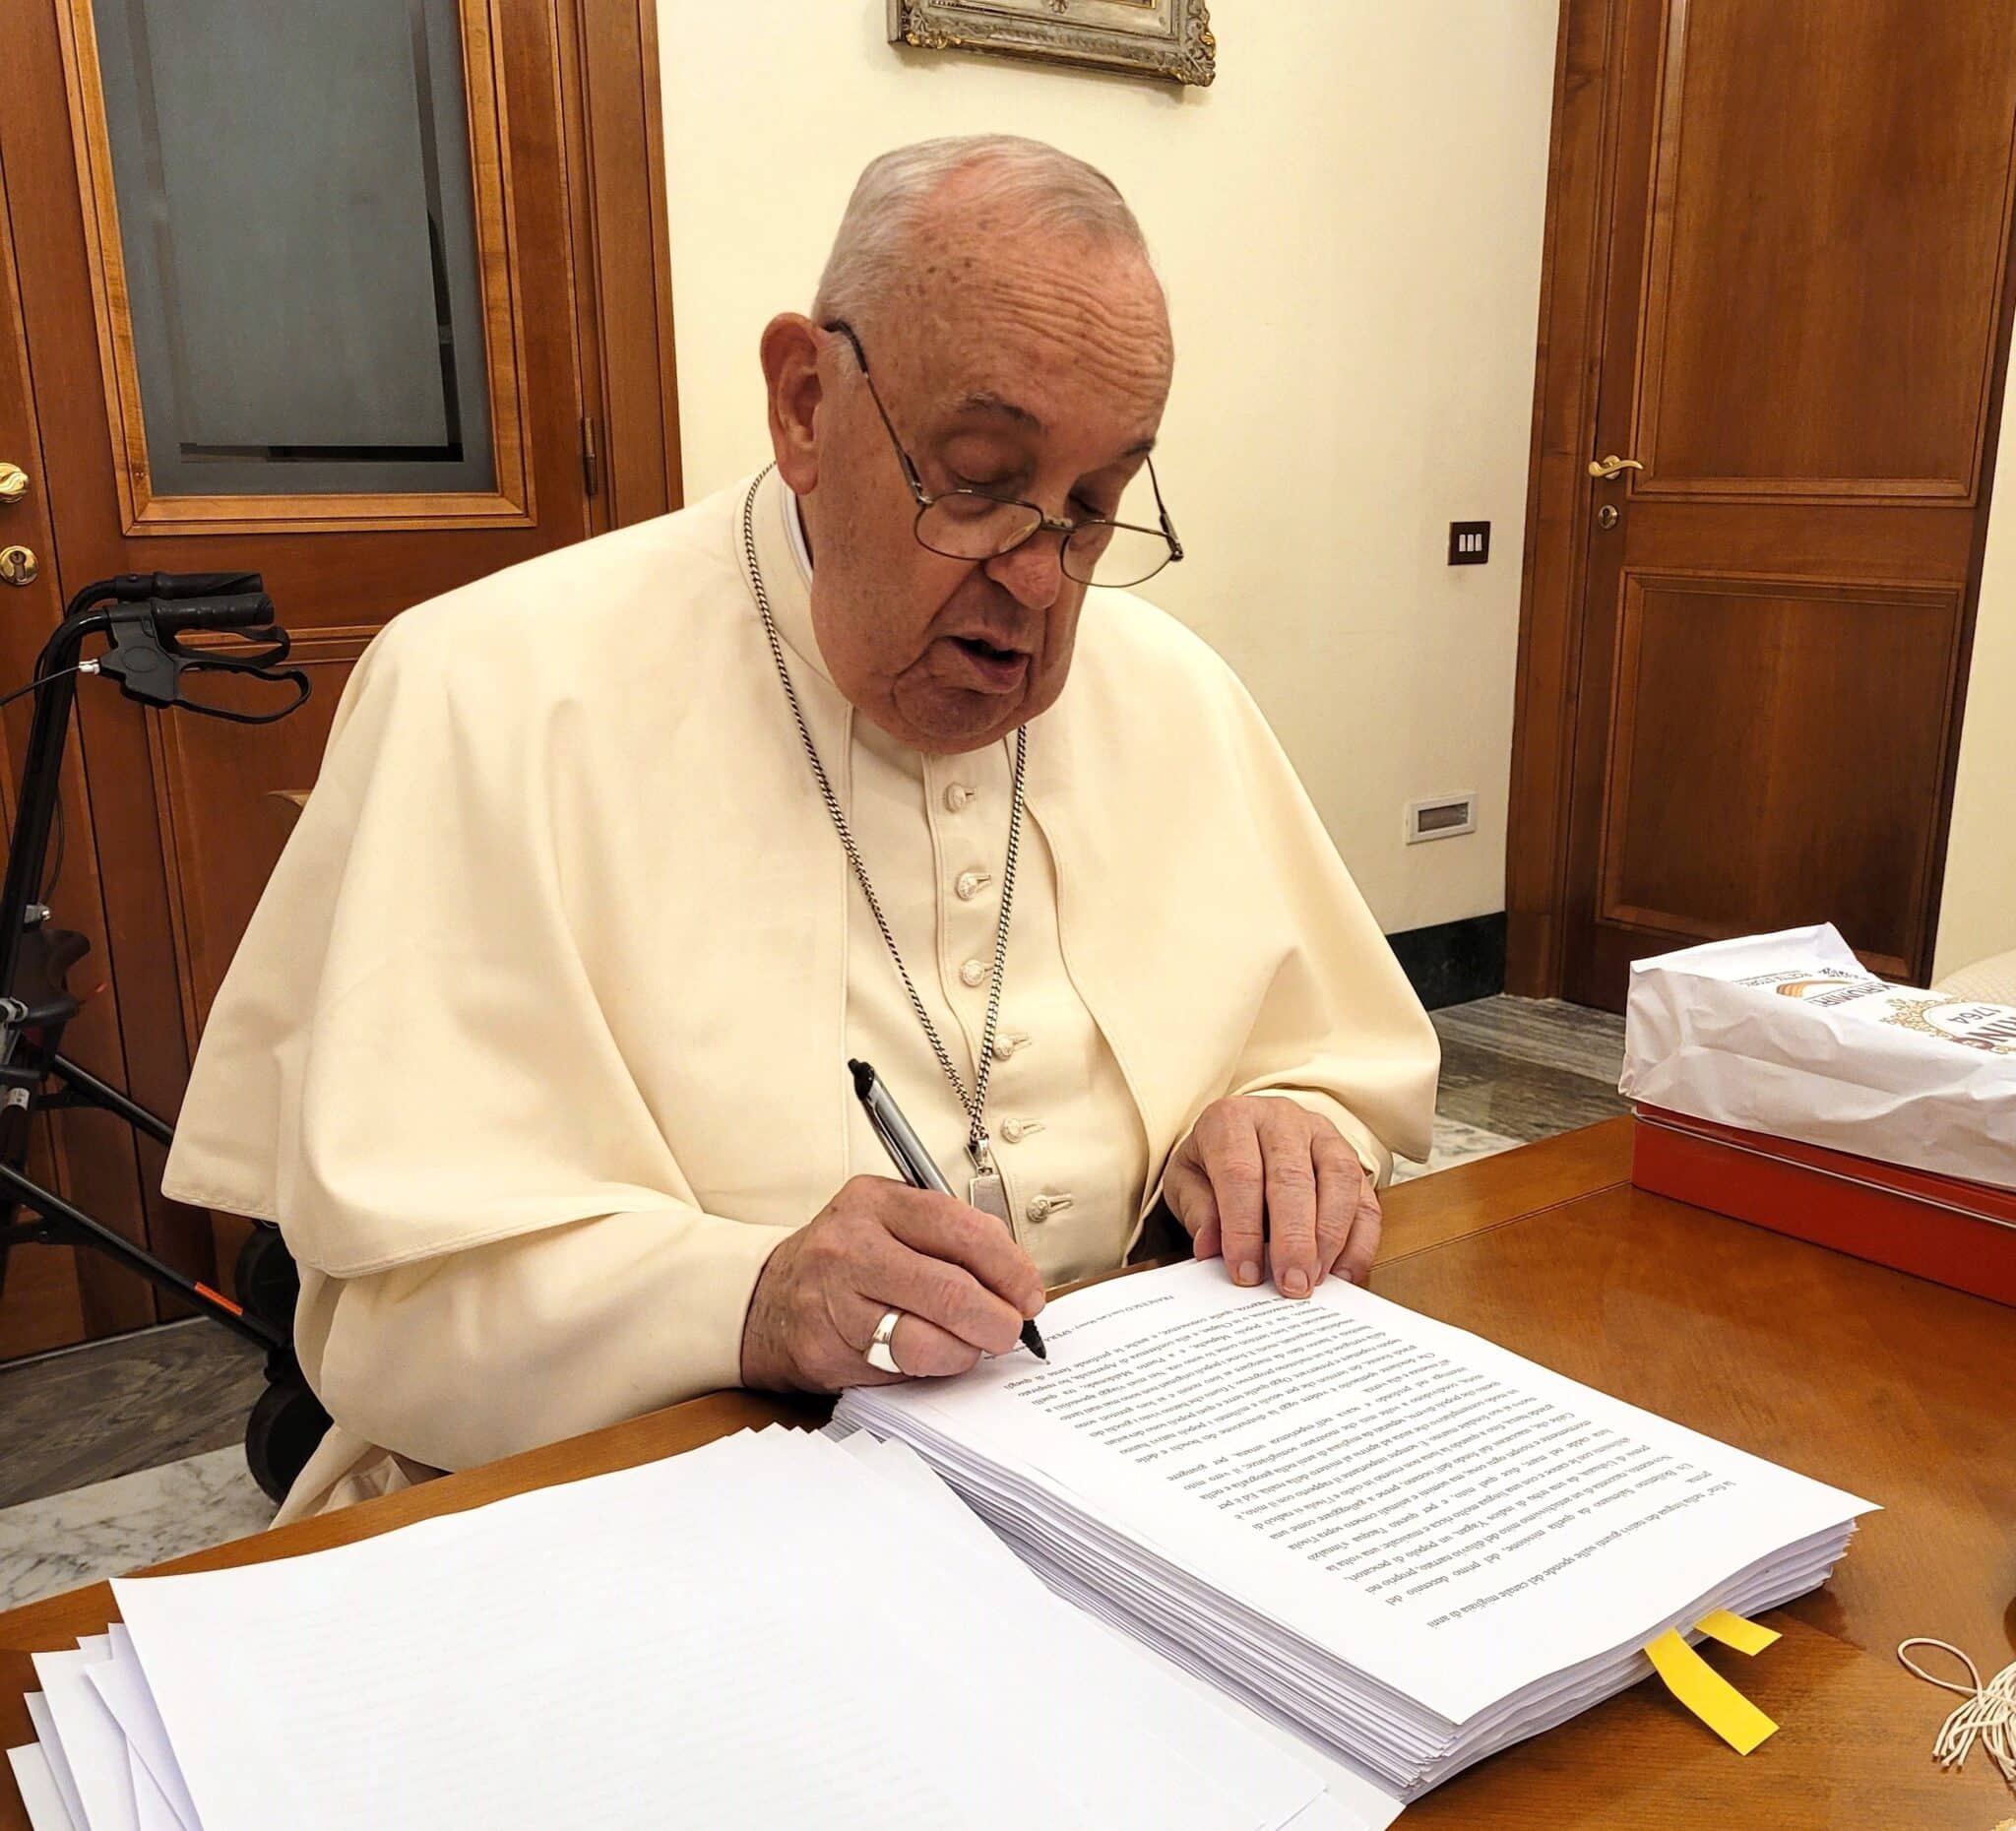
top-left (991, 1031), bottom-right (1032, 1061)
top-left (955, 870), bottom-right (992, 902)
top-left (1026, 1192), bottom-right (1074, 1224)
top-left (943, 783), bottom-right (975, 812)
top-left (1000, 1118), bottom-right (1044, 1144)
top-left (959, 959), bottom-right (988, 987)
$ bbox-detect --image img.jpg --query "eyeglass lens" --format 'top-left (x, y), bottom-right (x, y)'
top-left (914, 494), bottom-right (1173, 588)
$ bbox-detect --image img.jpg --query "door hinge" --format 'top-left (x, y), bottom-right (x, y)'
top-left (580, 413), bottom-right (600, 499)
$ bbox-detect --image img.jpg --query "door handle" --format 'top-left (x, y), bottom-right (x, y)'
top-left (0, 463), bottom-right (27, 505)
top-left (1588, 454), bottom-right (1644, 481)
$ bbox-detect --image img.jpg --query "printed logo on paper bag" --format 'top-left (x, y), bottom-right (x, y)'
top-left (1875, 997), bottom-right (2016, 1056)
top-left (1742, 972), bottom-right (2016, 1055)
top-left (1758, 974), bottom-right (1886, 1006)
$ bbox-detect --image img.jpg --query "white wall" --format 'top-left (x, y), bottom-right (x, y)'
top-left (1935, 383), bottom-right (2016, 979)
top-left (658, 3), bottom-right (1559, 935)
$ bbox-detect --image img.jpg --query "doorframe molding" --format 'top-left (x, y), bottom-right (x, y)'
top-left (1504, 0), bottom-right (1626, 997)
top-left (560, 0), bottom-right (685, 529)
top-left (1504, 0), bottom-right (2016, 996)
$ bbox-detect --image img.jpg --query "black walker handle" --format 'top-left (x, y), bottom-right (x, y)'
top-left (108, 570), bottom-right (264, 603)
top-left (153, 594), bottom-right (277, 636)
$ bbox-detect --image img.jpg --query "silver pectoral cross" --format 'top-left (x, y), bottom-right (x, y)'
top-left (968, 1138), bottom-right (1013, 1228)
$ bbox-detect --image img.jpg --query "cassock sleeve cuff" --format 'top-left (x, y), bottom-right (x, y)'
top-left (1135, 1085), bottom-right (1400, 1255)
top-left (1255, 1086), bottom-right (1396, 1190)
top-left (687, 1218), bottom-right (801, 1397)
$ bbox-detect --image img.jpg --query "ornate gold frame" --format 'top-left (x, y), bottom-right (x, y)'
top-left (889, 0), bottom-right (1215, 88)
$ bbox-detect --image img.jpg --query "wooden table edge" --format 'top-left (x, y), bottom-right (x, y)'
top-left (7, 1114), bottom-right (2008, 1825)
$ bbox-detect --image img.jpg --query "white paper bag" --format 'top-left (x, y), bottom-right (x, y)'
top-left (1619, 923), bottom-right (2016, 1190)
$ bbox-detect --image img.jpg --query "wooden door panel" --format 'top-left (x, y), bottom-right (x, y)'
top-left (0, 127), bottom-right (155, 1355)
top-left (0, 0), bottom-right (646, 1357)
top-left (1636, 0), bottom-right (2016, 500)
top-left (1619, 501), bottom-right (1967, 579)
top-left (0, 0), bottom-right (677, 1358)
top-left (1543, 0), bottom-right (2016, 1010)
top-left (11, 0), bottom-right (585, 1113)
top-left (1597, 575), bottom-right (1963, 971)
top-left (0, 1227), bottom-right (83, 1360)
top-left (0, 1218), bottom-right (83, 1355)
top-left (147, 634), bottom-right (367, 1043)
top-left (0, 722), bottom-right (157, 1350)
top-left (14, 728), bottom-right (163, 1336)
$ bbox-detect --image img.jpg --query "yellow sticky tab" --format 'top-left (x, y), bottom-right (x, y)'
top-left (1696, 1609), bottom-right (1780, 1656)
top-left (1644, 1628), bottom-right (1779, 1754)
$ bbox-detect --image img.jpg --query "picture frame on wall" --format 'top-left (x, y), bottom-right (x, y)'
top-left (888, 0), bottom-right (1216, 89)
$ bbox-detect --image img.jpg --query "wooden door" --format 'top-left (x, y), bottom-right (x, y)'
top-left (1516, 0), bottom-right (2016, 1010)
top-left (0, 137), bottom-right (146, 1357)
top-left (0, 0), bottom-right (679, 1357)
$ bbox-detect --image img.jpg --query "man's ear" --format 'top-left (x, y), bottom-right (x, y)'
top-left (761, 314), bottom-right (823, 494)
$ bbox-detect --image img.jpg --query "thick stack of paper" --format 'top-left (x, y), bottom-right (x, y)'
top-left (7, 1423), bottom-right (1404, 1831)
top-left (839, 1261), bottom-right (1876, 1804)
top-left (6, 1267), bottom-right (1876, 1829)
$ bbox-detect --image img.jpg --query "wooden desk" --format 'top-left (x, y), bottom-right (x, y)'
top-left (5, 1119), bottom-right (2012, 1826)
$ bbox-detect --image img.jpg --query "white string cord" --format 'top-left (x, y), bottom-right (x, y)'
top-left (1897, 1638), bottom-right (2016, 1792)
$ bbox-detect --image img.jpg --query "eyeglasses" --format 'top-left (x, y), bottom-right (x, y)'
top-left (823, 319), bottom-right (1183, 590)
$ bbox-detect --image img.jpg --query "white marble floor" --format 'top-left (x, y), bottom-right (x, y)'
top-left (0, 1445), bottom-right (275, 1610)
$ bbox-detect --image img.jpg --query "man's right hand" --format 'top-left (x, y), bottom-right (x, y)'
top-left (739, 1175), bottom-right (1046, 1393)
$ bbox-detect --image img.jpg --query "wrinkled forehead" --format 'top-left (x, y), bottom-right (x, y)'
top-left (873, 239), bottom-right (1173, 452)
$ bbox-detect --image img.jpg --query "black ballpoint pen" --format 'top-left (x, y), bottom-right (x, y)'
top-left (849, 1058), bottom-right (1047, 1360)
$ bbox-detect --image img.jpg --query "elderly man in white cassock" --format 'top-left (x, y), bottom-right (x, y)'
top-left (164, 135), bottom-right (1439, 1523)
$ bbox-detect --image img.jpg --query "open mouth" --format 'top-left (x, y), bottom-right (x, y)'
top-left (947, 635), bottom-right (1031, 690)
top-left (953, 635), bottom-right (1023, 664)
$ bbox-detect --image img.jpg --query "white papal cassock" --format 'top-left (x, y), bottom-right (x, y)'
top-left (162, 468), bottom-right (1440, 1522)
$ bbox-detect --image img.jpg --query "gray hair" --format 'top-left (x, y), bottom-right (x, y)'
top-left (812, 135), bottom-right (1150, 326)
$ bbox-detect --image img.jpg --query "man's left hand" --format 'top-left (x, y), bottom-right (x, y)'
top-left (1162, 1096), bottom-right (1380, 1297)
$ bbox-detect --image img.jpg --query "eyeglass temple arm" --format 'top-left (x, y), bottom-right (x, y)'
top-left (821, 319), bottom-right (931, 508)
top-left (1146, 454), bottom-right (1183, 562)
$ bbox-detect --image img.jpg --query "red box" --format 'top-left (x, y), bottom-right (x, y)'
top-left (1630, 1105), bottom-right (2016, 1308)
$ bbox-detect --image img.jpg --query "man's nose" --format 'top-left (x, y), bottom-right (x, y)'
top-left (982, 530), bottom-right (1066, 610)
